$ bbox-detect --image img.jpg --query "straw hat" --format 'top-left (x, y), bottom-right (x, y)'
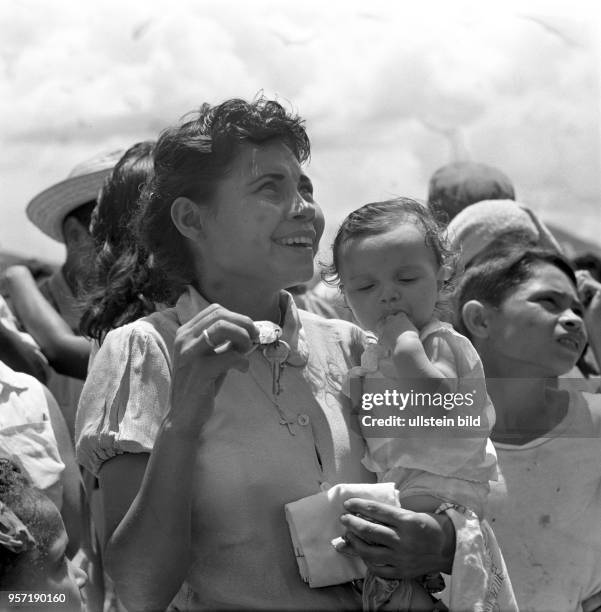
top-left (26, 149), bottom-right (124, 243)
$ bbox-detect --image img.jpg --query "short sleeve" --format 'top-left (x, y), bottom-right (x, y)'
top-left (421, 322), bottom-right (484, 379)
top-left (75, 321), bottom-right (173, 476)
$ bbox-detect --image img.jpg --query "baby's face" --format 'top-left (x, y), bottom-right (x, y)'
top-left (339, 224), bottom-right (442, 333)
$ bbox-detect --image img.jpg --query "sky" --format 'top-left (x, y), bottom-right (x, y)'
top-left (1, 0), bottom-right (600, 264)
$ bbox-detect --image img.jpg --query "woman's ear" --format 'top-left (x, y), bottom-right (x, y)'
top-left (171, 197), bottom-right (204, 241)
top-left (461, 299), bottom-right (492, 339)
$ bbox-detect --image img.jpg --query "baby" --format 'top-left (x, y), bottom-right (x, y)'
top-left (328, 198), bottom-right (498, 610)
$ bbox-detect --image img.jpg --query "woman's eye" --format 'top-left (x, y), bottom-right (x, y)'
top-left (357, 285), bottom-right (374, 292)
top-left (259, 182), bottom-right (279, 193)
top-left (398, 277), bottom-right (417, 283)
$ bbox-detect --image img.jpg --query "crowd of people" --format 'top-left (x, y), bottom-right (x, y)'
top-left (0, 96), bottom-right (600, 612)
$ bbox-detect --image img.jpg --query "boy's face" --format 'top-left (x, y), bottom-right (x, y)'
top-left (339, 224), bottom-right (442, 333)
top-left (485, 262), bottom-right (587, 377)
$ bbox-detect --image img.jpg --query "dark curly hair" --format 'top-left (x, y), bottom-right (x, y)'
top-left (0, 459), bottom-right (59, 588)
top-left (135, 96), bottom-right (311, 305)
top-left (323, 197), bottom-right (456, 295)
top-left (79, 141), bottom-right (156, 342)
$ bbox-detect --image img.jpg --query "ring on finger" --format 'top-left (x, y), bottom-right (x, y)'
top-left (202, 329), bottom-right (217, 349)
top-left (202, 329), bottom-right (232, 354)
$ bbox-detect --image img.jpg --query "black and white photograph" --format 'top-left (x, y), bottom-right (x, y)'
top-left (0, 1), bottom-right (600, 611)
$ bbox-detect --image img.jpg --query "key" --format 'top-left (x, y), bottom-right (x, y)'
top-left (263, 340), bottom-right (290, 396)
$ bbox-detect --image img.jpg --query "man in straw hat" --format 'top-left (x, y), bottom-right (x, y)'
top-left (2, 150), bottom-right (123, 438)
top-left (26, 150), bottom-right (124, 322)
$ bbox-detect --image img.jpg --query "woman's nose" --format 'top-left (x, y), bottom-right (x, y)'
top-left (288, 191), bottom-right (316, 221)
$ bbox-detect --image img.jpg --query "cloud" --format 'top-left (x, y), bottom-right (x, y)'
top-left (0, 0), bottom-right (599, 261)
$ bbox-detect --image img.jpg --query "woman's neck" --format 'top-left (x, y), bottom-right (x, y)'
top-left (196, 278), bottom-right (283, 322)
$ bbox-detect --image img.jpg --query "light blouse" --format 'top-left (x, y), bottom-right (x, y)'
top-left (76, 288), bottom-right (371, 610)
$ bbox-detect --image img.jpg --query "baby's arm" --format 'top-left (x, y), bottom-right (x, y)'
top-left (379, 313), bottom-right (455, 390)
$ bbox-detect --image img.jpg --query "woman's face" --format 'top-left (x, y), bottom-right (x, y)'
top-left (483, 262), bottom-right (587, 377)
top-left (195, 140), bottom-right (321, 295)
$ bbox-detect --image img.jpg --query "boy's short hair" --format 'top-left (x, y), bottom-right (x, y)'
top-left (454, 246), bottom-right (576, 336)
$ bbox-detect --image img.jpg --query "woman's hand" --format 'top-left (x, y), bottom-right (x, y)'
top-left (576, 270), bottom-right (601, 375)
top-left (338, 498), bottom-right (455, 579)
top-left (169, 304), bottom-right (259, 429)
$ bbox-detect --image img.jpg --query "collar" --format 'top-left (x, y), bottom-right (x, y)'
top-left (0, 361), bottom-right (30, 395)
top-left (175, 286), bottom-right (309, 367)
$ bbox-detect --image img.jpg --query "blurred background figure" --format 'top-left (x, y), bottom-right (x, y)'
top-left (427, 161), bottom-right (516, 222)
top-left (4, 150), bottom-right (123, 438)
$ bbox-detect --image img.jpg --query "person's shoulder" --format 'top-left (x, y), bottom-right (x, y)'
top-left (104, 307), bottom-right (178, 344)
top-left (298, 309), bottom-right (367, 364)
top-left (421, 319), bottom-right (476, 352)
top-left (94, 308), bottom-right (179, 371)
top-left (299, 309), bottom-right (365, 339)
top-left (421, 319), bottom-right (483, 374)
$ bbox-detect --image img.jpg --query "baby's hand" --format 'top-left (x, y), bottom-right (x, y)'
top-left (377, 312), bottom-right (419, 350)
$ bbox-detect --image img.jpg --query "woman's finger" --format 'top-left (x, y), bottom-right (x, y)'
top-left (183, 305), bottom-right (259, 342)
top-left (339, 512), bottom-right (398, 547)
top-left (342, 532), bottom-right (392, 563)
top-left (200, 320), bottom-right (256, 355)
top-left (343, 498), bottom-right (408, 529)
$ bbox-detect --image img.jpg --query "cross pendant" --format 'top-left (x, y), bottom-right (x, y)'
top-left (279, 417), bottom-right (296, 435)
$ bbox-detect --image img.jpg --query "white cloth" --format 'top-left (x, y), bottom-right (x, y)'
top-left (440, 506), bottom-right (518, 612)
top-left (285, 482), bottom-right (400, 588)
top-left (488, 391), bottom-right (601, 611)
top-left (0, 361), bottom-right (64, 508)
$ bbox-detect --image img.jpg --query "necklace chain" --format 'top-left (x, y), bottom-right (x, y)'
top-left (247, 362), bottom-right (298, 435)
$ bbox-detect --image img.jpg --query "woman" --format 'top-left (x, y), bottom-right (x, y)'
top-left (455, 246), bottom-right (601, 611)
top-left (74, 97), bottom-right (454, 611)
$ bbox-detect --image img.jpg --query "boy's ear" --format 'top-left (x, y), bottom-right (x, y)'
top-left (171, 197), bottom-right (205, 241)
top-left (461, 299), bottom-right (492, 339)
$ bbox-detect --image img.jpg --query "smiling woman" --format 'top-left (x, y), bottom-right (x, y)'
top-left (74, 97), bottom-right (456, 611)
